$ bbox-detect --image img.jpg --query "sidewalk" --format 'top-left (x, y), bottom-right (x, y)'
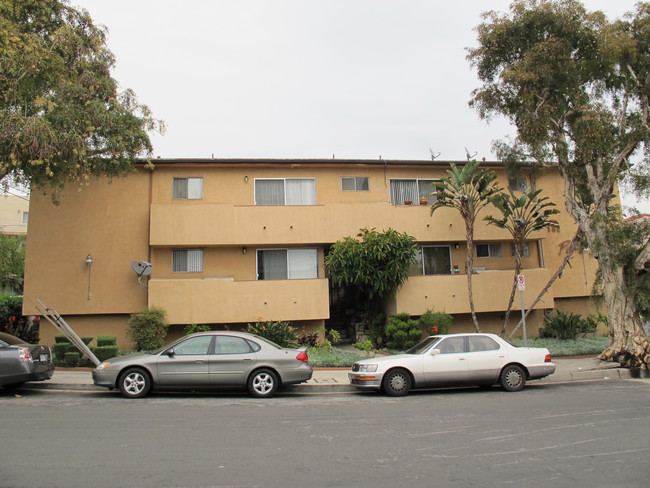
top-left (20, 356), bottom-right (639, 393)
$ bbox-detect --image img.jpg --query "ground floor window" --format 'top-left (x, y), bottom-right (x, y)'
top-left (257, 248), bottom-right (318, 280)
top-left (409, 246), bottom-right (452, 275)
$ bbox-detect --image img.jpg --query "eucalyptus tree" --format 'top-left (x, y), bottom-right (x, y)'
top-left (430, 161), bottom-right (500, 332)
top-left (484, 188), bottom-right (560, 336)
top-left (0, 0), bottom-right (163, 200)
top-left (468, 0), bottom-right (650, 370)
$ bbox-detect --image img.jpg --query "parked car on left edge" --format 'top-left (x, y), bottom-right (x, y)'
top-left (93, 331), bottom-right (313, 399)
top-left (0, 332), bottom-right (55, 390)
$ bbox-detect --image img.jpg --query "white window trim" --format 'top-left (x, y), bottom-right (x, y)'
top-left (254, 178), bottom-right (316, 205)
top-left (341, 176), bottom-right (370, 191)
top-left (256, 248), bottom-right (319, 280)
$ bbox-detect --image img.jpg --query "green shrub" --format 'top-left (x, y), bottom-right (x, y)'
top-left (246, 319), bottom-right (297, 347)
top-left (127, 308), bottom-right (169, 351)
top-left (92, 345), bottom-right (119, 362)
top-left (0, 295), bottom-right (39, 343)
top-left (418, 309), bottom-right (452, 336)
top-left (54, 335), bottom-right (70, 344)
top-left (52, 342), bottom-right (73, 362)
top-left (307, 346), bottom-right (363, 367)
top-left (540, 311), bottom-right (598, 340)
top-left (386, 313), bottom-right (422, 350)
top-left (297, 329), bottom-right (319, 348)
top-left (184, 323), bottom-right (211, 335)
top-left (81, 337), bottom-right (94, 346)
top-left (64, 351), bottom-right (80, 367)
top-left (97, 336), bottom-right (117, 347)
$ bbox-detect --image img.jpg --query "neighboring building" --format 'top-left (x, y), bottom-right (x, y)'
top-left (22, 158), bottom-right (601, 347)
top-left (0, 193), bottom-right (29, 235)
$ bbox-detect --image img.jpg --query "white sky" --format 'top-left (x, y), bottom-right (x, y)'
top-left (72, 0), bottom-right (648, 213)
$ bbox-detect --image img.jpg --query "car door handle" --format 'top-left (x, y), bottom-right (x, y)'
top-left (243, 358), bottom-right (252, 361)
top-left (459, 358), bottom-right (466, 361)
top-left (195, 360), bottom-right (204, 364)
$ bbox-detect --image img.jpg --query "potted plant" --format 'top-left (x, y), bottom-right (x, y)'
top-left (404, 200), bottom-right (413, 205)
top-left (420, 197), bottom-right (428, 205)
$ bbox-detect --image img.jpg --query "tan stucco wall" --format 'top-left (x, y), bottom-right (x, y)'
top-left (0, 194), bottom-right (29, 235)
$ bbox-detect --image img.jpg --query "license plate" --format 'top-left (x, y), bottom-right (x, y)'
top-left (40, 353), bottom-right (48, 362)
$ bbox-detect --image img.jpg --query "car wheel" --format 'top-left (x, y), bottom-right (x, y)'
top-left (382, 368), bottom-right (412, 397)
top-left (500, 364), bottom-right (526, 392)
top-left (247, 368), bottom-right (279, 398)
top-left (118, 368), bottom-right (152, 399)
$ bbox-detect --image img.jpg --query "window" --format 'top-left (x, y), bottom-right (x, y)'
top-left (476, 244), bottom-right (502, 258)
top-left (409, 246), bottom-right (452, 275)
top-left (436, 337), bottom-right (465, 354)
top-left (510, 242), bottom-right (530, 257)
top-left (255, 178), bottom-right (315, 205)
top-left (214, 336), bottom-right (253, 355)
top-left (172, 249), bottom-right (203, 272)
top-left (389, 179), bottom-right (437, 205)
top-left (22, 211), bottom-right (28, 225)
top-left (257, 248), bottom-right (318, 280)
top-left (173, 177), bottom-right (203, 200)
top-left (341, 177), bottom-right (369, 191)
top-left (468, 336), bottom-right (500, 352)
top-left (172, 336), bottom-right (213, 355)
top-left (508, 177), bottom-right (528, 192)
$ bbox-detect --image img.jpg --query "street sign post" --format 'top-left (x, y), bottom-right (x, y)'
top-left (517, 274), bottom-right (527, 346)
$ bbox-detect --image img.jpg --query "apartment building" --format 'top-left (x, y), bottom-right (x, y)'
top-left (22, 158), bottom-right (600, 347)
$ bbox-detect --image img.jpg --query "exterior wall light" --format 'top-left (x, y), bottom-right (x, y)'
top-left (85, 254), bottom-right (93, 300)
top-left (242, 247), bottom-right (247, 254)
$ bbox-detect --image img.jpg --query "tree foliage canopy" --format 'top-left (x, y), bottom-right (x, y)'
top-left (0, 0), bottom-right (162, 196)
top-left (324, 228), bottom-right (417, 300)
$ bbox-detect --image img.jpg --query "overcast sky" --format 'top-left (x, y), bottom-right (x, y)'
top-left (72, 0), bottom-right (647, 212)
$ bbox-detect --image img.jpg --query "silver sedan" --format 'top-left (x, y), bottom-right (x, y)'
top-left (93, 331), bottom-right (312, 398)
top-left (348, 333), bottom-right (555, 396)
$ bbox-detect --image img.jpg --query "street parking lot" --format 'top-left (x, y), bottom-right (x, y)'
top-left (3, 380), bottom-right (649, 488)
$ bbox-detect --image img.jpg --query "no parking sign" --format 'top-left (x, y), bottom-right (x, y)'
top-left (517, 274), bottom-right (525, 291)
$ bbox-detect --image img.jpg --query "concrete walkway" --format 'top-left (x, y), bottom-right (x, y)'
top-left (18, 356), bottom-right (640, 393)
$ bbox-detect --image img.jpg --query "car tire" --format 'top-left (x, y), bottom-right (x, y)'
top-left (118, 367), bottom-right (152, 399)
top-left (500, 364), bottom-right (526, 392)
top-left (382, 368), bottom-right (412, 397)
top-left (247, 368), bottom-right (279, 398)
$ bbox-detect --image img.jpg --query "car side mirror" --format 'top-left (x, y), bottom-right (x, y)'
top-left (165, 348), bottom-right (175, 357)
top-left (431, 349), bottom-right (441, 355)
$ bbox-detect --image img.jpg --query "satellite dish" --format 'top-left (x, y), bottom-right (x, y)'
top-left (131, 261), bottom-right (152, 276)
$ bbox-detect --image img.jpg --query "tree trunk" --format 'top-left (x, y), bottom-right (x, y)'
top-left (598, 264), bottom-right (650, 373)
top-left (501, 250), bottom-right (522, 337)
top-left (466, 221), bottom-right (481, 333)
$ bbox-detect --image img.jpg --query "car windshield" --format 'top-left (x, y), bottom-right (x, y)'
top-left (405, 336), bottom-right (441, 355)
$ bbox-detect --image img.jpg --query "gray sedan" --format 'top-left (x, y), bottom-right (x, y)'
top-left (93, 331), bottom-right (313, 398)
top-left (0, 332), bottom-right (55, 390)
top-left (349, 333), bottom-right (556, 396)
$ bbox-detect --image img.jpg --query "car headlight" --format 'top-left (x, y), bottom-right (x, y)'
top-left (357, 364), bottom-right (378, 373)
top-left (96, 362), bottom-right (111, 370)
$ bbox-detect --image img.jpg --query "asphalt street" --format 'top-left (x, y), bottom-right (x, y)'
top-left (2, 380), bottom-right (649, 488)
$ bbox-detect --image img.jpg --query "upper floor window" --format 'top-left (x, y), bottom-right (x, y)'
top-left (172, 249), bottom-right (203, 272)
top-left (255, 178), bottom-right (315, 205)
top-left (510, 242), bottom-right (530, 257)
top-left (341, 177), bottom-right (369, 191)
top-left (257, 248), bottom-right (318, 280)
top-left (389, 179), bottom-right (437, 205)
top-left (476, 243), bottom-right (502, 258)
top-left (508, 177), bottom-right (528, 192)
top-left (409, 246), bottom-right (452, 276)
top-left (173, 177), bottom-right (203, 200)
top-left (22, 211), bottom-right (28, 225)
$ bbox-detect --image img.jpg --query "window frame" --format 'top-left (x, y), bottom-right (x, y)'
top-left (22, 211), bottom-right (28, 225)
top-left (409, 245), bottom-right (452, 276)
top-left (254, 178), bottom-right (316, 205)
top-left (389, 178), bottom-right (438, 205)
top-left (256, 248), bottom-right (319, 280)
top-left (172, 177), bottom-right (203, 200)
top-left (508, 177), bottom-right (528, 192)
top-left (476, 243), bottom-right (502, 258)
top-left (172, 248), bottom-right (204, 273)
top-left (341, 176), bottom-right (370, 192)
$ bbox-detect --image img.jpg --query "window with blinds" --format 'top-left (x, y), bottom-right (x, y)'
top-left (389, 179), bottom-right (437, 205)
top-left (172, 249), bottom-right (203, 272)
top-left (254, 178), bottom-right (316, 205)
top-left (173, 177), bottom-right (203, 200)
top-left (256, 249), bottom-right (318, 280)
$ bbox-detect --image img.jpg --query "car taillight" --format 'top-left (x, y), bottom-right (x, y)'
top-left (18, 347), bottom-right (32, 362)
top-left (544, 354), bottom-right (552, 363)
top-left (296, 351), bottom-right (308, 363)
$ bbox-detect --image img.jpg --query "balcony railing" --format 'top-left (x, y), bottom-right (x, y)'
top-left (148, 277), bottom-right (330, 325)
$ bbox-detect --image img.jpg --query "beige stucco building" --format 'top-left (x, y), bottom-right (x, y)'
top-left (22, 158), bottom-right (601, 347)
top-left (0, 193), bottom-right (29, 235)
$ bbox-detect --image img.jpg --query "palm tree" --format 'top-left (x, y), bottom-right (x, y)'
top-left (484, 188), bottom-right (560, 336)
top-left (430, 161), bottom-right (500, 332)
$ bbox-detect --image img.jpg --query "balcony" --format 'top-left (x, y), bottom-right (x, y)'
top-left (394, 268), bottom-right (555, 315)
top-left (149, 202), bottom-right (527, 246)
top-left (148, 277), bottom-right (330, 325)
